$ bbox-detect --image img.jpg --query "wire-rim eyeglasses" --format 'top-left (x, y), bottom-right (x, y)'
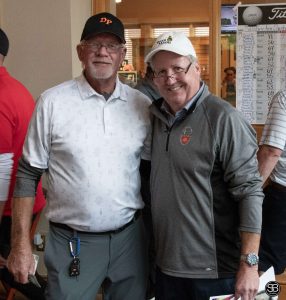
top-left (152, 61), bottom-right (193, 81)
top-left (81, 42), bottom-right (125, 54)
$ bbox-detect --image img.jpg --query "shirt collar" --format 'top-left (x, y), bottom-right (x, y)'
top-left (76, 73), bottom-right (127, 102)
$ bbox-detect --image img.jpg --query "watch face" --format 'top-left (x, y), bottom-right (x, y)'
top-left (247, 253), bottom-right (259, 266)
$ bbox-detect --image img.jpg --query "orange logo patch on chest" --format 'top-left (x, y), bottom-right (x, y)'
top-left (180, 127), bottom-right (192, 145)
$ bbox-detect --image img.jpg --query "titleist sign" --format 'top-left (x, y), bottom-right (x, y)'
top-left (238, 4), bottom-right (286, 26)
top-left (269, 7), bottom-right (286, 20)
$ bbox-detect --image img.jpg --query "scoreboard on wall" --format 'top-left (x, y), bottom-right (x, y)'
top-left (236, 4), bottom-right (286, 124)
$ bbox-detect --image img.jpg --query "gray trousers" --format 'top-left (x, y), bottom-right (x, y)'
top-left (44, 216), bottom-right (148, 300)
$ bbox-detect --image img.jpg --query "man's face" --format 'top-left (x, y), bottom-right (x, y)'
top-left (77, 33), bottom-right (126, 82)
top-left (225, 70), bottom-right (235, 81)
top-left (151, 51), bottom-right (201, 113)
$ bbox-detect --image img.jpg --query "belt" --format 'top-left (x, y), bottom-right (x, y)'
top-left (269, 180), bottom-right (286, 192)
top-left (50, 210), bottom-right (140, 235)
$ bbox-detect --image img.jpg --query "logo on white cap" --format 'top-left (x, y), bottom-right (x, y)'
top-left (144, 31), bottom-right (196, 63)
top-left (157, 35), bottom-right (173, 45)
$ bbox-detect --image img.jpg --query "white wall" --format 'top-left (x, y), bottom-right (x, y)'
top-left (0, 0), bottom-right (91, 98)
top-left (71, 0), bottom-right (92, 77)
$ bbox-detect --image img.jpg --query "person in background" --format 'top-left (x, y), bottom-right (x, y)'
top-left (257, 90), bottom-right (286, 275)
top-left (0, 28), bottom-right (46, 300)
top-left (221, 66), bottom-right (236, 106)
top-left (135, 64), bottom-right (161, 102)
top-left (0, 29), bottom-right (13, 223)
top-left (145, 31), bottom-right (264, 300)
top-left (7, 13), bottom-right (152, 300)
top-left (120, 59), bottom-right (134, 72)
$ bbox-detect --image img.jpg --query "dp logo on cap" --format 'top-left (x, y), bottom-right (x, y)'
top-left (100, 17), bottom-right (112, 25)
top-left (265, 281), bottom-right (281, 297)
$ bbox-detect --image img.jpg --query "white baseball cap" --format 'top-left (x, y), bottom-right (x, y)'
top-left (144, 31), bottom-right (197, 63)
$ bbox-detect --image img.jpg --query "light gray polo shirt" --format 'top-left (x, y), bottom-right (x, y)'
top-left (23, 74), bottom-right (152, 231)
top-left (260, 90), bottom-right (286, 186)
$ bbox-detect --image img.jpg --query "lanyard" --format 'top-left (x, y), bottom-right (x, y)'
top-left (69, 236), bottom-right (80, 258)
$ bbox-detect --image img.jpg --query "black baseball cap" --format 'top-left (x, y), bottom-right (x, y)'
top-left (81, 12), bottom-right (126, 44)
top-left (0, 28), bottom-right (9, 56)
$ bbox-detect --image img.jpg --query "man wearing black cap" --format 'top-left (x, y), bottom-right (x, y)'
top-left (0, 28), bottom-right (46, 299)
top-left (7, 13), bottom-right (151, 300)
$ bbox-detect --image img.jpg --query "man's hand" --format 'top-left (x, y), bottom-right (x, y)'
top-left (7, 244), bottom-right (35, 284)
top-left (235, 263), bottom-right (259, 300)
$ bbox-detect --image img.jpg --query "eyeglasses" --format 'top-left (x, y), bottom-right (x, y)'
top-left (153, 62), bottom-right (193, 81)
top-left (81, 42), bottom-right (125, 54)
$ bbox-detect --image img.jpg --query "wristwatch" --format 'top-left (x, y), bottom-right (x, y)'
top-left (240, 253), bottom-right (259, 266)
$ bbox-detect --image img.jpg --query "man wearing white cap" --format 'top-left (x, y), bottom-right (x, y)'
top-left (145, 32), bottom-right (264, 300)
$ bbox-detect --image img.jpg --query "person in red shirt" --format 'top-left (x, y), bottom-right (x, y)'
top-left (0, 28), bottom-right (46, 300)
